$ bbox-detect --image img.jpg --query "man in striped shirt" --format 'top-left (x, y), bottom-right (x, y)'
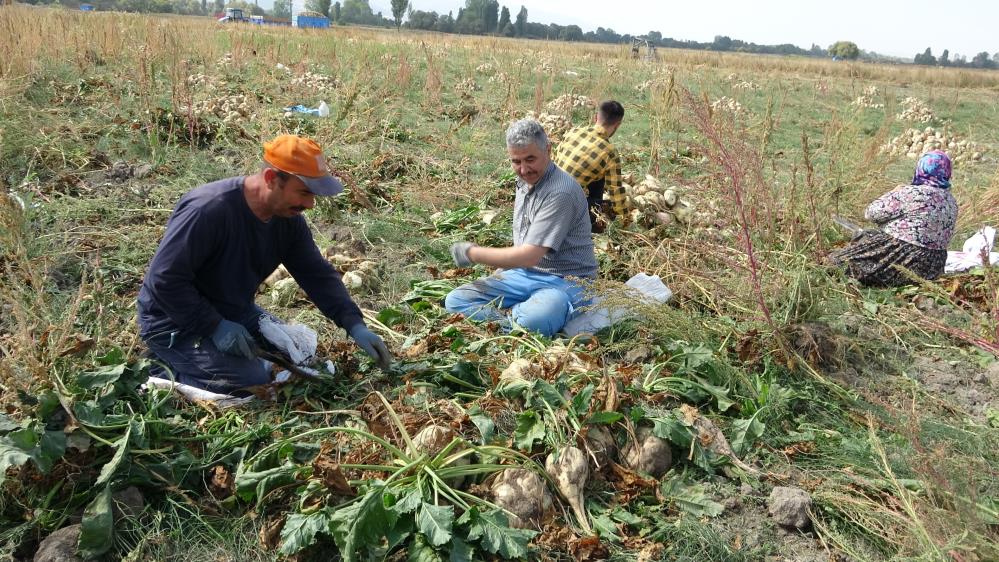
top-left (444, 119), bottom-right (597, 337)
top-left (553, 100), bottom-right (627, 232)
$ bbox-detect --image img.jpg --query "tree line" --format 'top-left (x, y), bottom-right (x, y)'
top-left (30, 0), bottom-right (998, 69)
top-left (913, 47), bottom-right (999, 70)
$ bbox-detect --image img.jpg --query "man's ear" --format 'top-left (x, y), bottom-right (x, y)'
top-left (262, 168), bottom-right (284, 189)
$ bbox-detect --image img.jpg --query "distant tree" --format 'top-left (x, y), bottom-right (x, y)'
top-left (713, 35), bottom-right (733, 51)
top-left (484, 0), bottom-right (498, 32)
top-left (272, 0), bottom-right (291, 18)
top-left (500, 21), bottom-right (514, 37)
top-left (559, 24), bottom-right (582, 41)
top-left (993, 52), bottom-right (999, 64)
top-left (390, 0), bottom-right (407, 28)
top-left (435, 11), bottom-right (455, 33)
top-left (497, 5), bottom-right (510, 33)
top-left (226, 1), bottom-right (265, 15)
top-left (594, 26), bottom-right (620, 43)
top-left (939, 49), bottom-right (949, 66)
top-left (332, 1), bottom-right (340, 21)
top-left (305, 0), bottom-right (331, 16)
top-left (405, 9), bottom-right (438, 29)
top-left (514, 5), bottom-right (526, 36)
top-left (646, 30), bottom-right (661, 44)
top-left (828, 41), bottom-right (860, 60)
top-left (971, 51), bottom-right (994, 69)
top-left (340, 0), bottom-right (375, 24)
top-left (914, 47), bottom-right (936, 65)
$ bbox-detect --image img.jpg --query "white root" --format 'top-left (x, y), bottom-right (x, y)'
top-left (409, 425), bottom-right (470, 487)
top-left (680, 404), bottom-right (760, 476)
top-left (341, 270), bottom-right (365, 290)
top-left (491, 468), bottom-right (553, 529)
top-left (499, 358), bottom-right (539, 388)
top-left (545, 446), bottom-right (591, 533)
top-left (621, 426), bottom-right (672, 478)
top-left (583, 425), bottom-right (617, 471)
top-left (264, 265), bottom-right (289, 287)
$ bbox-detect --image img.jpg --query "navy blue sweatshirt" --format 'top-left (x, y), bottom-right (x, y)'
top-left (137, 177), bottom-right (364, 339)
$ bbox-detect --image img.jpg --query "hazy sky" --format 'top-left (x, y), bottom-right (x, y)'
top-left (272, 0), bottom-right (998, 59)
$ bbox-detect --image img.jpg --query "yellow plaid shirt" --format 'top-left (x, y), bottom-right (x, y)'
top-left (553, 124), bottom-right (627, 217)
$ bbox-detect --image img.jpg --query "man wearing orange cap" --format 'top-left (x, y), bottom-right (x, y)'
top-left (137, 135), bottom-right (392, 394)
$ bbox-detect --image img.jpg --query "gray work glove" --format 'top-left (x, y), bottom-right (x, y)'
top-left (349, 324), bottom-right (393, 370)
top-left (450, 242), bottom-right (475, 267)
top-left (211, 319), bottom-right (256, 359)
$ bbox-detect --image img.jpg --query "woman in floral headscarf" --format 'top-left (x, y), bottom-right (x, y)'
top-left (832, 150), bottom-right (958, 287)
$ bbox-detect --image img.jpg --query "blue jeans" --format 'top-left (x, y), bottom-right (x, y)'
top-left (142, 306), bottom-right (272, 395)
top-left (444, 268), bottom-right (590, 337)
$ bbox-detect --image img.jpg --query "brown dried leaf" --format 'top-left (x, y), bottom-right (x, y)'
top-left (568, 535), bottom-right (609, 561)
top-left (402, 338), bottom-right (429, 359)
top-left (258, 515), bottom-right (285, 551)
top-left (312, 456), bottom-right (355, 496)
top-left (358, 393), bottom-right (396, 440)
top-left (608, 462), bottom-right (657, 503)
top-left (602, 372), bottom-right (619, 413)
top-left (208, 465), bottom-right (234, 499)
top-left (59, 333), bottom-right (95, 357)
top-left (735, 329), bottom-right (761, 364)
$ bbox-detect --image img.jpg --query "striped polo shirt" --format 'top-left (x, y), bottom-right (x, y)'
top-left (513, 162), bottom-right (598, 279)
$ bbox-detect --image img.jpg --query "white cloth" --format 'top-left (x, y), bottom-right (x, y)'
top-left (562, 273), bottom-right (672, 337)
top-left (945, 226), bottom-right (999, 273)
top-left (258, 316), bottom-right (318, 365)
top-left (144, 377), bottom-right (254, 408)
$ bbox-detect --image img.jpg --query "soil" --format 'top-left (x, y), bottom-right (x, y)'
top-left (906, 354), bottom-right (997, 421)
top-left (707, 481), bottom-right (846, 562)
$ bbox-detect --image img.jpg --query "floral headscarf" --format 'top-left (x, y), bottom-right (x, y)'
top-left (912, 150), bottom-right (952, 189)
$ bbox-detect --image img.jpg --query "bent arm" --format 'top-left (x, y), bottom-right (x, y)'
top-left (865, 188), bottom-right (907, 224)
top-left (468, 244), bottom-right (548, 269)
top-left (605, 150), bottom-right (627, 218)
top-left (283, 221), bottom-right (365, 332)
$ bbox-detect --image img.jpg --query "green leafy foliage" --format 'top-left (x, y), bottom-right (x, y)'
top-left (235, 462), bottom-right (302, 505)
top-left (660, 476), bottom-right (724, 518)
top-left (95, 424), bottom-right (130, 487)
top-left (0, 423), bottom-right (66, 486)
top-left (513, 411), bottom-right (545, 450)
top-left (328, 486), bottom-right (395, 562)
top-left (416, 503), bottom-right (454, 547)
top-left (278, 509), bottom-right (335, 556)
top-left (407, 533), bottom-right (445, 562)
top-left (78, 486), bottom-right (113, 559)
top-left (729, 414), bottom-right (766, 457)
top-left (459, 508), bottom-right (536, 558)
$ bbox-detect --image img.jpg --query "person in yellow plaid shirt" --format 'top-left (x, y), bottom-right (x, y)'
top-left (553, 100), bottom-right (627, 232)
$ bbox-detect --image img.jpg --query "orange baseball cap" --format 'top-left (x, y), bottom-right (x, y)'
top-left (263, 135), bottom-right (344, 196)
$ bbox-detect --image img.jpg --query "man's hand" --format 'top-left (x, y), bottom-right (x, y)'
top-left (211, 319), bottom-right (256, 359)
top-left (349, 325), bottom-right (393, 370)
top-left (450, 242), bottom-right (475, 267)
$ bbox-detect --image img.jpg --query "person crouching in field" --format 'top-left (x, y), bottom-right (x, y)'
top-left (553, 100), bottom-right (628, 232)
top-left (136, 135), bottom-right (392, 395)
top-left (445, 119), bottom-right (598, 337)
top-left (831, 150), bottom-right (958, 287)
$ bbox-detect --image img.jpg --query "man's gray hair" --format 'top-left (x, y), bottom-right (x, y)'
top-left (506, 119), bottom-right (549, 150)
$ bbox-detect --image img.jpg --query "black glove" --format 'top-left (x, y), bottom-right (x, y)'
top-left (211, 319), bottom-right (256, 359)
top-left (349, 325), bottom-right (393, 370)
